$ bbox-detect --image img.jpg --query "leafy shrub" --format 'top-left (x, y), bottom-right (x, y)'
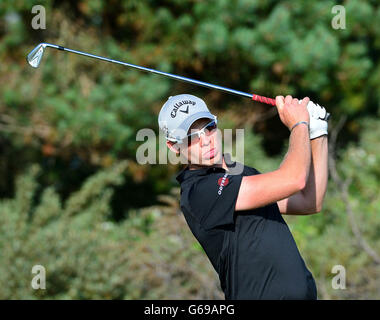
top-left (0, 161), bottom-right (222, 299)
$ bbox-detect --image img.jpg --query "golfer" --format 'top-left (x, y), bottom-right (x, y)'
top-left (158, 94), bottom-right (328, 300)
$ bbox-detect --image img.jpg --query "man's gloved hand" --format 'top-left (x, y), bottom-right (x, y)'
top-left (307, 101), bottom-right (329, 140)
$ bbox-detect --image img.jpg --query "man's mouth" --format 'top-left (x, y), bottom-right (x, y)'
top-left (203, 147), bottom-right (216, 159)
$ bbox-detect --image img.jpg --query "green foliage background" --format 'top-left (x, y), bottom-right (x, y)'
top-left (0, 0), bottom-right (379, 299)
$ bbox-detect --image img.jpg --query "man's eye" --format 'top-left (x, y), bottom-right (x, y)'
top-left (206, 123), bottom-right (217, 132)
top-left (189, 134), bottom-right (200, 143)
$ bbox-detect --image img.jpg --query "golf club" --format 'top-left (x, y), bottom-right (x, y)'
top-left (27, 42), bottom-right (330, 120)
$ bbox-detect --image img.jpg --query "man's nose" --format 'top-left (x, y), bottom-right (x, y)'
top-left (200, 131), bottom-right (212, 146)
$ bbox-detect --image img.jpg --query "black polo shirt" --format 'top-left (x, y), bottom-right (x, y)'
top-left (176, 154), bottom-right (317, 300)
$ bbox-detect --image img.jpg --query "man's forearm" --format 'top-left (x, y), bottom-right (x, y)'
top-left (301, 135), bottom-right (328, 211)
top-left (279, 124), bottom-right (311, 188)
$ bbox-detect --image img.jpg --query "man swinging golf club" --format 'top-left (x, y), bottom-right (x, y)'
top-left (158, 94), bottom-right (329, 300)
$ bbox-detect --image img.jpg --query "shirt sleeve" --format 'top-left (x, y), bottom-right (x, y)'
top-left (186, 172), bottom-right (243, 231)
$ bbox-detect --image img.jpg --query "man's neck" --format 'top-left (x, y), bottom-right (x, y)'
top-left (188, 155), bottom-right (229, 171)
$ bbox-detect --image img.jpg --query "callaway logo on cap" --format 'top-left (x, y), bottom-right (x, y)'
top-left (158, 94), bottom-right (217, 143)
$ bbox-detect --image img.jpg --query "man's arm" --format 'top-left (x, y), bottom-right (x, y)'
top-left (277, 135), bottom-right (328, 214)
top-left (235, 96), bottom-right (311, 211)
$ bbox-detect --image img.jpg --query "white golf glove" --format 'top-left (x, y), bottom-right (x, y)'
top-left (306, 101), bottom-right (329, 139)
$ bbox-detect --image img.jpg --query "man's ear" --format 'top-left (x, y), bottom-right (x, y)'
top-left (166, 140), bottom-right (180, 154)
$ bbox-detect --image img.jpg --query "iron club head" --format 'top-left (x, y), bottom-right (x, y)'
top-left (27, 43), bottom-right (46, 68)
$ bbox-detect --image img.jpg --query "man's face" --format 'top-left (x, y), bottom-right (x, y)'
top-left (168, 118), bottom-right (223, 167)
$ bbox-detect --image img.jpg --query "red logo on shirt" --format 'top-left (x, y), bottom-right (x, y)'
top-left (217, 177), bottom-right (229, 187)
top-left (217, 174), bottom-right (229, 195)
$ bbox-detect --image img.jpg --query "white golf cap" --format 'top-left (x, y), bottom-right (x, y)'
top-left (158, 94), bottom-right (216, 143)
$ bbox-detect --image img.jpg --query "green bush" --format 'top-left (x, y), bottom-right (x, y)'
top-left (0, 161), bottom-right (222, 299)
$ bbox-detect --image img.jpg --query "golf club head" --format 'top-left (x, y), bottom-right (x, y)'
top-left (27, 43), bottom-right (45, 68)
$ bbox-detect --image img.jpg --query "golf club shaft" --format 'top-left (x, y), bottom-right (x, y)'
top-left (31, 43), bottom-right (276, 105)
